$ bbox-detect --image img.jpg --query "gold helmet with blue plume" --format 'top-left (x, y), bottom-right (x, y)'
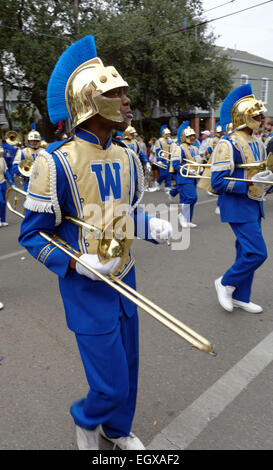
top-left (47, 35), bottom-right (129, 129)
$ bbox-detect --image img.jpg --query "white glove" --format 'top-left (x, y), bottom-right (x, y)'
top-left (149, 217), bottom-right (173, 244)
top-left (194, 154), bottom-right (204, 164)
top-left (146, 162), bottom-right (152, 171)
top-left (252, 170), bottom-right (273, 187)
top-left (76, 254), bottom-right (121, 281)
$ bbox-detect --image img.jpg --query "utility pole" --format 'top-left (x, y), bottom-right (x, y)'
top-left (74, 0), bottom-right (79, 38)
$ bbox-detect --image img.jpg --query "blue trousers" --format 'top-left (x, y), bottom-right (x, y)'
top-left (70, 308), bottom-right (139, 438)
top-left (176, 183), bottom-right (197, 222)
top-left (0, 182), bottom-right (7, 222)
top-left (222, 220), bottom-right (267, 302)
top-left (157, 167), bottom-right (171, 188)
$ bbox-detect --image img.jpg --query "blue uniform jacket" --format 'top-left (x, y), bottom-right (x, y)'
top-left (19, 132), bottom-right (156, 335)
top-left (211, 135), bottom-right (264, 223)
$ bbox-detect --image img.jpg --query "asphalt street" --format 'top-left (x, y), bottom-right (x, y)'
top-left (1, 186), bottom-right (273, 451)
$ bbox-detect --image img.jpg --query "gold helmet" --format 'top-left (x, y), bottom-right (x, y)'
top-left (231, 96), bottom-right (266, 131)
top-left (220, 84), bottom-right (266, 133)
top-left (182, 126), bottom-right (196, 144)
top-left (47, 36), bottom-right (129, 130)
top-left (27, 130), bottom-right (41, 149)
top-left (123, 125), bottom-right (136, 140)
top-left (161, 127), bottom-right (171, 138)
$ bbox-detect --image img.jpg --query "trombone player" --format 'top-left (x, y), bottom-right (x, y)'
top-left (19, 35), bottom-right (172, 450)
top-left (12, 125), bottom-right (41, 190)
top-left (212, 84), bottom-right (272, 314)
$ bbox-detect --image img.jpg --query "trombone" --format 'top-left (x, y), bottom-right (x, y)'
top-left (180, 153), bottom-right (273, 185)
top-left (153, 149), bottom-right (172, 170)
top-left (6, 185), bottom-right (216, 356)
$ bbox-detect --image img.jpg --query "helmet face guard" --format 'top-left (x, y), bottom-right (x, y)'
top-left (231, 95), bottom-right (267, 131)
top-left (66, 58), bottom-right (129, 128)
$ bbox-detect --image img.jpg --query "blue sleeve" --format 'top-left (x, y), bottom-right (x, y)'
top-left (19, 210), bottom-right (71, 279)
top-left (139, 150), bottom-right (148, 165)
top-left (211, 170), bottom-right (248, 194)
top-left (4, 168), bottom-right (14, 185)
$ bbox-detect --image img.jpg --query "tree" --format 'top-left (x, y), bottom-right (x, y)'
top-left (0, 0), bottom-right (233, 140)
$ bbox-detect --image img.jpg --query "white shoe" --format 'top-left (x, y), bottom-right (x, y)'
top-left (214, 277), bottom-right (235, 312)
top-left (232, 299), bottom-right (263, 314)
top-left (189, 222), bottom-right (197, 228)
top-left (207, 191), bottom-right (217, 197)
top-left (169, 192), bottom-right (176, 202)
top-left (1, 222), bottom-right (8, 226)
top-left (0, 301), bottom-right (4, 310)
top-left (215, 206), bottom-right (220, 215)
top-left (154, 182), bottom-right (161, 191)
top-left (75, 425), bottom-right (99, 450)
top-left (99, 426), bottom-right (145, 450)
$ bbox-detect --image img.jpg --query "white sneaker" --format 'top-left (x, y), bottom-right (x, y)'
top-left (207, 191), bottom-right (217, 197)
top-left (214, 277), bottom-right (235, 312)
top-left (232, 299), bottom-right (263, 314)
top-left (0, 301), bottom-right (4, 310)
top-left (215, 206), bottom-right (220, 215)
top-left (169, 192), bottom-right (176, 202)
top-left (1, 222), bottom-right (8, 226)
top-left (189, 222), bottom-right (197, 228)
top-left (75, 425), bottom-right (99, 450)
top-left (100, 426), bottom-right (145, 450)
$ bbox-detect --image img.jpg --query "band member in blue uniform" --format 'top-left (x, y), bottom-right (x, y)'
top-left (0, 147), bottom-right (14, 227)
top-left (12, 126), bottom-right (41, 190)
top-left (19, 35), bottom-right (172, 450)
top-left (170, 121), bottom-right (201, 228)
top-left (212, 84), bottom-right (272, 314)
top-left (122, 126), bottom-right (151, 170)
top-left (154, 125), bottom-right (175, 192)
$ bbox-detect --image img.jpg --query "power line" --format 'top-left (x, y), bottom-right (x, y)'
top-left (144, 0), bottom-right (273, 42)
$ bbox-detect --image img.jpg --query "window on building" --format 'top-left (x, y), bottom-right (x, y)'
top-left (240, 74), bottom-right (248, 85)
top-left (261, 78), bottom-right (269, 104)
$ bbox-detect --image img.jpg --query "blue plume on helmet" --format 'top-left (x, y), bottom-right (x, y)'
top-left (31, 122), bottom-right (36, 130)
top-left (177, 120), bottom-right (190, 143)
top-left (220, 84), bottom-right (253, 128)
top-left (47, 35), bottom-right (97, 124)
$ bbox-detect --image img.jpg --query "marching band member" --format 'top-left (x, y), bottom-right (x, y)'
top-left (121, 125), bottom-right (151, 171)
top-left (12, 125), bottom-right (41, 190)
top-left (0, 147), bottom-right (14, 227)
top-left (19, 35), bottom-right (172, 451)
top-left (170, 121), bottom-right (200, 228)
top-left (212, 84), bottom-right (272, 314)
top-left (154, 125), bottom-right (174, 192)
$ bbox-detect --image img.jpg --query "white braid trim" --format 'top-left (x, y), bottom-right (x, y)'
top-left (127, 149), bottom-right (145, 209)
top-left (39, 149), bottom-right (62, 226)
top-left (24, 199), bottom-right (54, 213)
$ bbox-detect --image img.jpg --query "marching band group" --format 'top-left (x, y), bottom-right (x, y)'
top-left (1, 34), bottom-right (273, 450)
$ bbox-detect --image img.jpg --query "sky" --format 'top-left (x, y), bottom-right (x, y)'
top-left (201, 0), bottom-right (273, 62)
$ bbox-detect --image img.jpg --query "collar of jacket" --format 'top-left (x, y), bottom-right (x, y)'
top-left (76, 127), bottom-right (112, 149)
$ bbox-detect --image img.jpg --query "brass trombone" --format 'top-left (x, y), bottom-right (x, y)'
top-left (6, 185), bottom-right (216, 356)
top-left (180, 153), bottom-right (273, 185)
top-left (153, 149), bottom-right (172, 170)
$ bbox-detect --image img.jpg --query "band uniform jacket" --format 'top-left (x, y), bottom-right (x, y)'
top-left (211, 130), bottom-right (266, 223)
top-left (19, 128), bottom-right (156, 335)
